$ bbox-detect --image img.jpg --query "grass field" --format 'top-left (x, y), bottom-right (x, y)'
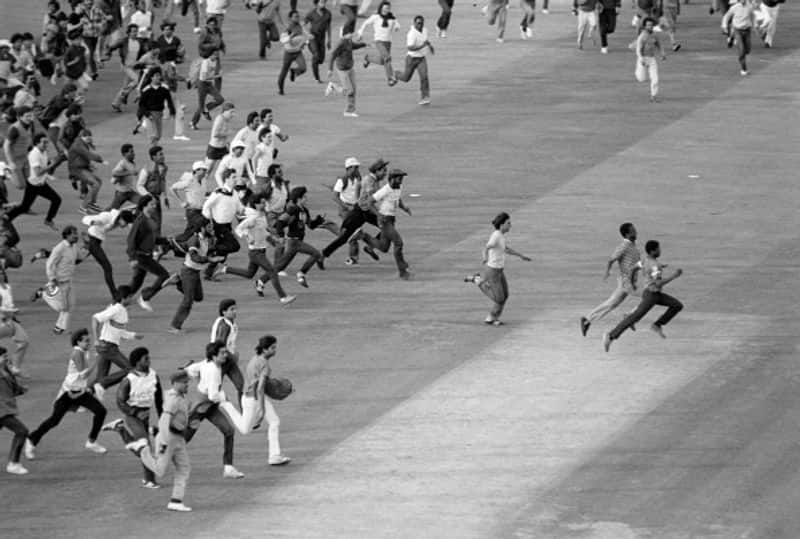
top-left (1, 0), bottom-right (800, 537)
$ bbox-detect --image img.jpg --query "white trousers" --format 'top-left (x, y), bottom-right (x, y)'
top-left (577, 10), bottom-right (597, 43)
top-left (220, 395), bottom-right (281, 457)
top-left (635, 56), bottom-right (659, 97)
top-left (759, 5), bottom-right (779, 45)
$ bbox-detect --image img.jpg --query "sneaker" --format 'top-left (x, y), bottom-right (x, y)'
top-left (85, 440), bottom-right (107, 454)
top-left (344, 257), bottom-right (358, 266)
top-left (53, 327), bottom-right (65, 335)
top-left (141, 480), bottom-right (161, 489)
top-left (463, 272), bottom-right (481, 284)
top-left (363, 57), bottom-right (370, 68)
top-left (491, 320), bottom-right (504, 326)
top-left (650, 323), bottom-right (666, 338)
top-left (343, 111), bottom-right (359, 117)
top-left (255, 279), bottom-right (265, 297)
top-left (212, 265), bottom-right (227, 280)
top-left (93, 383), bottom-right (106, 401)
top-left (399, 270), bottom-right (413, 280)
top-left (190, 123), bottom-right (199, 131)
top-left (672, 43), bottom-right (681, 51)
top-left (132, 123), bottom-right (141, 135)
top-left (316, 258), bottom-right (325, 271)
top-left (601, 46), bottom-right (608, 54)
top-left (202, 109), bottom-right (212, 122)
top-left (6, 462), bottom-right (29, 475)
top-left (580, 317), bottom-right (590, 337)
top-left (277, 271), bottom-right (288, 277)
top-left (740, 70), bottom-right (748, 76)
top-left (167, 326), bottom-right (185, 335)
top-left (126, 438), bottom-right (148, 454)
top-left (101, 418), bottom-right (125, 433)
top-left (296, 273), bottom-right (309, 288)
top-left (138, 295), bottom-right (153, 312)
top-left (520, 27), bottom-right (528, 40)
top-left (603, 332), bottom-right (612, 353)
top-left (324, 81), bottom-right (335, 96)
top-left (30, 287), bottom-right (43, 302)
top-left (439, 30), bottom-right (447, 38)
top-left (363, 245), bottom-right (380, 261)
top-left (29, 249), bottom-right (50, 263)
top-left (173, 135), bottom-right (191, 141)
top-left (193, 27), bottom-right (201, 34)
top-left (111, 104), bottom-right (122, 113)
top-left (78, 205), bottom-right (89, 215)
top-left (24, 439), bottom-right (35, 460)
top-left (268, 455), bottom-right (291, 466)
top-left (496, 37), bottom-right (504, 44)
top-left (649, 95), bottom-right (660, 103)
top-left (481, 5), bottom-right (488, 16)
top-left (44, 220), bottom-right (58, 231)
top-left (526, 27), bottom-right (533, 38)
top-left (483, 316), bottom-right (495, 325)
top-left (542, 8), bottom-right (549, 13)
top-left (167, 501), bottom-right (192, 511)
top-left (223, 465), bottom-right (245, 479)
top-left (279, 295), bottom-right (296, 305)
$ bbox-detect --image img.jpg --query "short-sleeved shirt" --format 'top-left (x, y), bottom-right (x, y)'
top-left (334, 176), bottom-right (359, 206)
top-left (486, 229), bottom-right (506, 269)
top-left (163, 388), bottom-right (189, 431)
top-left (243, 355), bottom-right (271, 397)
top-left (406, 27), bottom-right (429, 58)
top-left (171, 172), bottom-right (207, 210)
top-left (27, 146), bottom-right (49, 186)
top-left (611, 239), bottom-right (641, 288)
top-left (372, 184), bottom-right (401, 216)
top-left (112, 158), bottom-right (137, 192)
top-left (640, 255), bottom-right (665, 292)
top-left (304, 7), bottom-right (331, 36)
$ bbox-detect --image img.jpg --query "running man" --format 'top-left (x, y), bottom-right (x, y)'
top-left (721, 0), bottom-right (755, 76)
top-left (603, 240), bottom-right (683, 352)
top-left (484, 0), bottom-right (510, 42)
top-left (394, 15), bottom-right (433, 105)
top-left (580, 222), bottom-right (640, 337)
top-left (635, 17), bottom-right (666, 102)
top-left (359, 1), bottom-right (400, 85)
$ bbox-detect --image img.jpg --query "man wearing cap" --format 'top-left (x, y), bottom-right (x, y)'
top-left (3, 106), bottom-right (38, 191)
top-left (362, 168), bottom-right (412, 279)
top-left (201, 171), bottom-right (242, 280)
top-left (332, 156), bottom-right (361, 226)
top-left (170, 161), bottom-right (209, 252)
top-left (322, 157), bottom-right (387, 265)
top-left (206, 102), bottom-right (236, 189)
top-left (215, 140), bottom-right (252, 189)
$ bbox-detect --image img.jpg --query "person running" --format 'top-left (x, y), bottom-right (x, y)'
top-left (464, 212), bottom-right (531, 325)
top-left (436, 0), bottom-right (454, 38)
top-left (484, 0), bottom-right (510, 43)
top-left (68, 128), bottom-right (107, 214)
top-left (580, 222), bottom-right (640, 337)
top-left (635, 17), bottom-right (666, 102)
top-left (597, 0), bottom-right (619, 53)
top-left (214, 192), bottom-right (296, 304)
top-left (109, 143), bottom-right (141, 210)
top-left (721, 0), bottom-right (755, 76)
top-left (169, 161), bottom-right (209, 251)
top-left (339, 0), bottom-right (360, 34)
top-left (126, 195), bottom-right (173, 312)
top-left (90, 285), bottom-right (144, 398)
top-left (169, 219), bottom-right (224, 333)
top-left (305, 0), bottom-right (332, 83)
top-left (104, 346), bottom-right (163, 488)
top-left (520, 0), bottom-right (536, 40)
top-left (274, 186), bottom-right (327, 288)
top-left (359, 1), bottom-right (400, 86)
top-left (328, 32), bottom-right (367, 117)
top-left (0, 276), bottom-right (28, 375)
top-left (394, 15), bottom-right (432, 105)
top-left (201, 170), bottom-right (242, 279)
top-left (83, 208), bottom-right (136, 301)
top-left (135, 68), bottom-right (176, 146)
top-left (45, 225), bottom-right (86, 335)
top-left (360, 169), bottom-right (413, 280)
top-left (214, 141), bottom-right (252, 188)
top-left (24, 328), bottom-right (108, 461)
top-left (252, 0), bottom-right (284, 60)
top-left (190, 50), bottom-right (225, 130)
top-left (658, 0), bottom-right (682, 52)
top-left (277, 11), bottom-right (310, 95)
top-left (7, 132), bottom-right (61, 231)
top-left (231, 111), bottom-right (261, 174)
top-left (134, 369), bottom-right (193, 511)
top-left (183, 341), bottom-right (244, 479)
top-left (603, 240), bottom-right (683, 352)
top-left (574, 0), bottom-right (598, 49)
top-left (209, 299), bottom-right (245, 401)
top-left (108, 23), bottom-right (147, 113)
top-left (204, 102), bottom-right (236, 187)
top-left (136, 145), bottom-right (170, 237)
top-left (0, 346), bottom-right (30, 475)
top-left (757, 0), bottom-right (782, 48)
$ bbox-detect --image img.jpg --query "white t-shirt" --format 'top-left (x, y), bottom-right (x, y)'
top-left (206, 0), bottom-right (230, 15)
top-left (82, 209), bottom-right (120, 241)
top-left (406, 27), bottom-right (429, 58)
top-left (233, 126), bottom-right (259, 163)
top-left (372, 184), bottom-right (401, 216)
top-left (94, 303), bottom-right (136, 345)
top-left (257, 123), bottom-right (281, 154)
top-left (253, 142), bottom-right (274, 177)
top-left (130, 10), bottom-right (153, 39)
top-left (334, 176), bottom-right (359, 206)
top-left (27, 146), bottom-right (49, 186)
top-left (486, 229), bottom-right (506, 269)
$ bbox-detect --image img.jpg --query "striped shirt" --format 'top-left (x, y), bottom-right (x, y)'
top-left (611, 239), bottom-right (641, 288)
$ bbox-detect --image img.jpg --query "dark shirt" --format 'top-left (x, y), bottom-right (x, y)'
top-left (304, 7), bottom-right (332, 37)
top-left (276, 201), bottom-right (324, 240)
top-left (127, 214), bottom-right (158, 259)
top-left (64, 42), bottom-right (88, 79)
top-left (60, 118), bottom-right (85, 149)
top-left (155, 34), bottom-right (183, 63)
top-left (138, 84), bottom-right (175, 115)
top-left (329, 38), bottom-right (367, 71)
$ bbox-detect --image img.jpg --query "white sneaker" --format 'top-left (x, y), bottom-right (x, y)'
top-left (6, 462), bottom-right (29, 475)
top-left (324, 81), bottom-right (335, 96)
top-left (167, 501), bottom-right (193, 512)
top-left (542, 8), bottom-right (549, 13)
top-left (223, 465), bottom-right (245, 478)
top-left (601, 46), bottom-right (608, 54)
top-left (193, 27), bottom-right (201, 34)
top-left (138, 295), bottom-right (153, 312)
top-left (439, 30), bottom-right (447, 38)
top-left (496, 37), bottom-right (504, 43)
top-left (520, 27), bottom-right (527, 40)
top-left (172, 135), bottom-right (191, 141)
top-left (142, 480), bottom-right (161, 489)
top-left (85, 440), bottom-right (107, 454)
top-left (526, 27), bottom-right (533, 38)
top-left (277, 271), bottom-right (288, 277)
top-left (280, 295), bottom-right (297, 305)
top-left (418, 98), bottom-right (431, 105)
top-left (740, 70), bottom-right (748, 76)
top-left (343, 111), bottom-right (359, 117)
top-left (24, 439), bottom-right (35, 460)
top-left (125, 438), bottom-right (148, 454)
top-left (481, 5), bottom-right (488, 16)
top-left (101, 418), bottom-right (124, 432)
top-left (268, 455), bottom-right (291, 466)
top-left (93, 383), bottom-right (106, 402)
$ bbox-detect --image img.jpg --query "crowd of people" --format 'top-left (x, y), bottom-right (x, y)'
top-left (0, 0), bottom-right (787, 515)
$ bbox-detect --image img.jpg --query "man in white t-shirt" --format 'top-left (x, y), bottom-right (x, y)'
top-left (362, 168), bottom-right (412, 279)
top-left (206, 0), bottom-right (232, 28)
top-left (7, 133), bottom-right (61, 230)
top-left (394, 15), bottom-right (433, 105)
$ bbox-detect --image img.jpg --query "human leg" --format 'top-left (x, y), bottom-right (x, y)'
top-left (651, 291), bottom-right (683, 328)
top-left (27, 393), bottom-right (74, 445)
top-left (0, 415), bottom-right (28, 464)
top-left (171, 267), bottom-right (201, 329)
top-left (608, 290), bottom-right (657, 341)
top-left (263, 399), bottom-right (281, 459)
top-left (87, 237), bottom-right (117, 300)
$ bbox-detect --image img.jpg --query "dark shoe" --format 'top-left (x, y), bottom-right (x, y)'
top-left (202, 109), bottom-right (211, 122)
top-left (399, 270), bottom-right (412, 280)
top-left (316, 257), bottom-right (325, 271)
top-left (278, 87), bottom-right (285, 95)
top-left (289, 68), bottom-right (296, 82)
top-left (727, 35), bottom-right (734, 48)
top-left (580, 317), bottom-right (590, 337)
top-left (111, 104), bottom-right (122, 113)
top-left (255, 279), bottom-right (265, 297)
top-left (363, 244), bottom-right (379, 261)
top-left (296, 273), bottom-right (308, 288)
top-left (190, 123), bottom-right (198, 131)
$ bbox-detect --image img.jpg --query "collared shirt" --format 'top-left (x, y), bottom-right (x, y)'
top-left (83, 209), bottom-right (119, 241)
top-left (406, 26), bottom-right (429, 58)
top-left (202, 189), bottom-right (241, 224)
top-left (46, 240), bottom-right (80, 282)
top-left (372, 183), bottom-right (402, 216)
top-left (163, 388), bottom-right (189, 431)
top-left (611, 239), bottom-right (641, 287)
top-left (358, 14), bottom-right (399, 42)
top-left (334, 175), bottom-right (360, 205)
top-left (486, 229), bottom-right (506, 269)
top-left (172, 172), bottom-right (207, 209)
top-left (94, 302), bottom-right (137, 345)
top-left (112, 158), bottom-right (138, 192)
top-left (266, 180), bottom-right (288, 213)
top-left (304, 7), bottom-right (332, 36)
top-left (27, 146), bottom-right (50, 186)
top-left (243, 354), bottom-right (271, 398)
top-left (639, 255), bottom-right (666, 292)
top-left (184, 360), bottom-right (225, 402)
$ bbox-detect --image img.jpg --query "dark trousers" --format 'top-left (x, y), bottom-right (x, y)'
top-left (192, 81), bottom-right (224, 125)
top-left (437, 0), bottom-right (455, 30)
top-left (87, 237), bottom-right (118, 301)
top-left (171, 266), bottom-right (203, 329)
top-left (340, 4), bottom-right (357, 34)
top-left (278, 51), bottom-right (307, 92)
top-left (94, 341), bottom-right (131, 389)
top-left (275, 237), bottom-right (322, 274)
top-left (322, 207), bottom-right (378, 259)
top-left (119, 410), bottom-right (156, 482)
top-left (29, 392), bottom-right (106, 445)
top-left (364, 215), bottom-right (408, 273)
top-left (609, 289), bottom-right (683, 340)
top-left (185, 402), bottom-right (235, 465)
top-left (128, 254), bottom-right (170, 301)
top-left (257, 20), bottom-right (280, 58)
top-left (0, 414), bottom-right (28, 463)
top-left (205, 222), bottom-right (240, 278)
top-left (7, 181), bottom-right (62, 223)
top-left (222, 354), bottom-right (244, 403)
top-left (174, 208), bottom-right (206, 246)
top-left (394, 56), bottom-right (430, 99)
top-left (227, 248), bottom-right (287, 298)
top-left (735, 27), bottom-right (751, 70)
top-left (308, 33), bottom-right (327, 81)
top-left (598, 9), bottom-right (617, 47)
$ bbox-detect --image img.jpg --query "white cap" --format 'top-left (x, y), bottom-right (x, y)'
top-left (192, 160), bottom-right (208, 172)
top-left (344, 157), bottom-right (360, 168)
top-left (231, 140), bottom-right (247, 150)
top-left (0, 40), bottom-right (11, 49)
